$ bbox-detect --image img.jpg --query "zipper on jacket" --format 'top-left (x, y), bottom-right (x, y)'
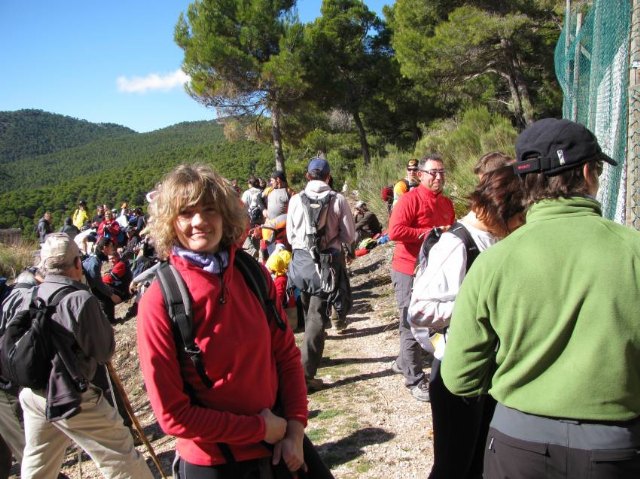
top-left (215, 253), bottom-right (227, 304)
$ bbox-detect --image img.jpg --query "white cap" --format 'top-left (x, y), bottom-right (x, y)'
top-left (39, 233), bottom-right (81, 270)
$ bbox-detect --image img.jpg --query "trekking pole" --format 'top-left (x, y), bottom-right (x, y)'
top-left (106, 362), bottom-right (168, 479)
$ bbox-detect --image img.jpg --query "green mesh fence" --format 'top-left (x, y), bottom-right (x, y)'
top-left (555, 0), bottom-right (632, 223)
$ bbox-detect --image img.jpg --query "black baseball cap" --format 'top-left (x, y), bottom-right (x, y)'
top-left (514, 118), bottom-right (617, 176)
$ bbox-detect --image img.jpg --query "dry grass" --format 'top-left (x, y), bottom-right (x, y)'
top-left (0, 240), bottom-right (39, 279)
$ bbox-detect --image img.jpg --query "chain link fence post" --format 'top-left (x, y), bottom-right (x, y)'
top-left (627, 0), bottom-right (640, 230)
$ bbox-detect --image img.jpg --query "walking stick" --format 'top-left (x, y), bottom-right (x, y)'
top-left (106, 361), bottom-right (168, 479)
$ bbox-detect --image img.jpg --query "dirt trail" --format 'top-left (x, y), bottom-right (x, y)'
top-left (11, 241), bottom-right (434, 478)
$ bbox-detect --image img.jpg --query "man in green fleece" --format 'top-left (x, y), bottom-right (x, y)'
top-left (442, 118), bottom-right (640, 478)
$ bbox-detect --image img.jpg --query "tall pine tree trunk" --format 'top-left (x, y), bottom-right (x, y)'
top-left (501, 38), bottom-right (534, 127)
top-left (352, 110), bottom-right (371, 165)
top-left (271, 105), bottom-right (286, 173)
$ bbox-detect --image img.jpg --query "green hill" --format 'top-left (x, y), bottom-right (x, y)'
top-left (0, 109), bottom-right (136, 164)
top-left (0, 110), bottom-right (275, 236)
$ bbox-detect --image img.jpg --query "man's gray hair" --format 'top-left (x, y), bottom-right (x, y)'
top-left (419, 154), bottom-right (444, 169)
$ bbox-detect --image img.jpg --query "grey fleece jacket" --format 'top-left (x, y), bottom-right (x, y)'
top-left (37, 275), bottom-right (115, 420)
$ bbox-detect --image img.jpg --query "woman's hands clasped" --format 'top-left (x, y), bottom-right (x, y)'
top-left (260, 409), bottom-right (306, 472)
top-left (260, 408), bottom-right (287, 444)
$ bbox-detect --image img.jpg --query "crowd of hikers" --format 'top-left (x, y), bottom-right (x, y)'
top-left (1, 117), bottom-right (639, 479)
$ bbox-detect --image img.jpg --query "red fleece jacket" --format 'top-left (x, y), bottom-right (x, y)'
top-left (137, 247), bottom-right (307, 466)
top-left (388, 186), bottom-right (455, 275)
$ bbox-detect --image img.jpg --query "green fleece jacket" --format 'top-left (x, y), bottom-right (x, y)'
top-left (442, 196), bottom-right (640, 421)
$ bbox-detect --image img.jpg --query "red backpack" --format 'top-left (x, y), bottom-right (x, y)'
top-left (381, 185), bottom-right (393, 203)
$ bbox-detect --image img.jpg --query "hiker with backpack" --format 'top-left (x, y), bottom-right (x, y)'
top-left (242, 175), bottom-right (267, 259)
top-left (137, 164), bottom-right (314, 478)
top-left (12, 233), bottom-right (152, 478)
top-left (0, 269), bottom-right (39, 471)
top-left (242, 175), bottom-right (267, 226)
top-left (407, 154), bottom-right (525, 479)
top-left (287, 158), bottom-right (356, 392)
top-left (392, 158), bottom-right (420, 208)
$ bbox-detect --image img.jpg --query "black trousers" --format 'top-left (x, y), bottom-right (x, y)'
top-left (175, 457), bottom-right (272, 479)
top-left (485, 404), bottom-right (640, 478)
top-left (428, 358), bottom-right (496, 479)
top-left (173, 435), bottom-right (335, 479)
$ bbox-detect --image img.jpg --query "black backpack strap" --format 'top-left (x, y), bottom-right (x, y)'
top-left (155, 262), bottom-right (213, 389)
top-left (46, 284), bottom-right (89, 392)
top-left (234, 250), bottom-right (286, 331)
top-left (12, 282), bottom-right (34, 291)
top-left (449, 221), bottom-right (481, 272)
top-left (48, 285), bottom-right (77, 306)
top-left (156, 263), bottom-right (240, 462)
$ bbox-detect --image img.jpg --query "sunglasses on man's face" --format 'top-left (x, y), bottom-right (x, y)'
top-left (420, 169), bottom-right (446, 178)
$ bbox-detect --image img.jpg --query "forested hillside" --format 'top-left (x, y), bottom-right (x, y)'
top-left (0, 111), bottom-right (275, 235)
top-left (0, 109), bottom-right (135, 164)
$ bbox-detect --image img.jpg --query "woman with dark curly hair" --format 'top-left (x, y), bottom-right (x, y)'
top-left (136, 164), bottom-right (309, 479)
top-left (408, 153), bottom-right (526, 479)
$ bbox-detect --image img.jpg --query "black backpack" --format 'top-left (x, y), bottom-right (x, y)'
top-left (0, 277), bottom-right (9, 305)
top-left (415, 221), bottom-right (480, 276)
top-left (154, 249), bottom-right (286, 389)
top-left (0, 285), bottom-right (74, 390)
top-left (248, 191), bottom-right (264, 225)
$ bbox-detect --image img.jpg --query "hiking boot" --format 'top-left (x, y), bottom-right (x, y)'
top-left (333, 318), bottom-right (348, 334)
top-left (389, 360), bottom-right (402, 375)
top-left (410, 380), bottom-right (430, 402)
top-left (305, 377), bottom-right (324, 393)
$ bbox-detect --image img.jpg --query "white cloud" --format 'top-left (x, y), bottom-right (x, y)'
top-left (116, 69), bottom-right (190, 93)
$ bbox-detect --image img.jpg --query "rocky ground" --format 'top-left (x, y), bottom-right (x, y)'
top-left (10, 240), bottom-right (435, 478)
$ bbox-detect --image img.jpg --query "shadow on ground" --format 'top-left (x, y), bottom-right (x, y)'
top-left (316, 427), bottom-right (395, 469)
top-left (311, 369), bottom-right (397, 392)
top-left (326, 324), bottom-right (395, 340)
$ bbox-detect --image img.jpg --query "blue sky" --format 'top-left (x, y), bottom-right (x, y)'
top-left (0, 1), bottom-right (388, 133)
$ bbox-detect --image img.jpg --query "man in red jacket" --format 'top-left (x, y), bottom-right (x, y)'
top-left (388, 154), bottom-right (455, 401)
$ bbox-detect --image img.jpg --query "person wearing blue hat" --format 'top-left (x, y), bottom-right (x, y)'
top-left (286, 158), bottom-right (355, 392)
top-left (442, 118), bottom-right (640, 478)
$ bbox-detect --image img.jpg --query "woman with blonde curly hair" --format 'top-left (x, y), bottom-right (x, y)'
top-left (137, 164), bottom-right (309, 478)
